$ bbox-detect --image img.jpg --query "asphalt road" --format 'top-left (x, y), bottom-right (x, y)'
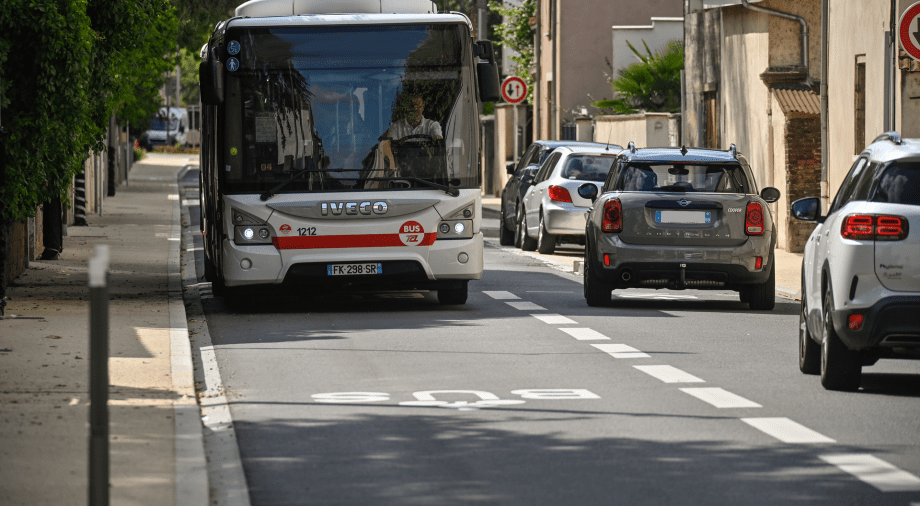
top-left (181, 170), bottom-right (920, 506)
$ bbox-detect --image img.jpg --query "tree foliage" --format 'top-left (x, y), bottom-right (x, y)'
top-left (593, 40), bottom-right (683, 115)
top-left (0, 0), bottom-right (177, 220)
top-left (487, 0), bottom-right (535, 103)
top-left (173, 0), bottom-right (237, 55)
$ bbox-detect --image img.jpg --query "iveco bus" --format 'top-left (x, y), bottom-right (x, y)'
top-left (198, 0), bottom-right (500, 304)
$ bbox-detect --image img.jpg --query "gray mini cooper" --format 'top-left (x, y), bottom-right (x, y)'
top-left (578, 143), bottom-right (781, 309)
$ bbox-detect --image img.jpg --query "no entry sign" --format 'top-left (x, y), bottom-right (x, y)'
top-left (501, 76), bottom-right (527, 104)
top-left (899, 1), bottom-right (920, 61)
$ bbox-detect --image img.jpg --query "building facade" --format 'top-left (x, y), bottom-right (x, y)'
top-left (532, 0), bottom-right (683, 141)
top-left (683, 0), bottom-right (917, 252)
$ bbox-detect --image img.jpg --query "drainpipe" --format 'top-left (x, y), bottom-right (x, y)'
top-left (550, 0), bottom-right (557, 139)
top-left (820, 0), bottom-right (828, 211)
top-left (740, 0), bottom-right (808, 73)
top-left (534, 0), bottom-right (541, 139)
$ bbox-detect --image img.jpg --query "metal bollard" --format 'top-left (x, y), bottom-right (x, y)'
top-left (88, 245), bottom-right (110, 506)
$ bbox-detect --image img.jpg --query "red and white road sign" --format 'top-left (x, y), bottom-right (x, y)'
top-left (501, 76), bottom-right (527, 104)
top-left (899, 1), bottom-right (920, 61)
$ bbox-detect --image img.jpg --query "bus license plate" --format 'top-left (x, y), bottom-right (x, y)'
top-left (327, 263), bottom-right (383, 276)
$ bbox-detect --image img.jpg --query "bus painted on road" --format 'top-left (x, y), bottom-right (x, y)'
top-left (198, 0), bottom-right (500, 304)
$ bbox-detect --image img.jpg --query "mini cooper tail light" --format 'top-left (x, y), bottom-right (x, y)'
top-left (841, 214), bottom-right (874, 240)
top-left (602, 199), bottom-right (622, 233)
top-left (745, 202), bottom-right (764, 235)
top-left (848, 313), bottom-right (864, 331)
top-left (548, 185), bottom-right (573, 203)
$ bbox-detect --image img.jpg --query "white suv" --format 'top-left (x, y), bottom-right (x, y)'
top-left (792, 132), bottom-right (920, 391)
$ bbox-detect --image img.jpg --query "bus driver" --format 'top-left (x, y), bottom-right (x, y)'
top-left (380, 95), bottom-right (441, 164)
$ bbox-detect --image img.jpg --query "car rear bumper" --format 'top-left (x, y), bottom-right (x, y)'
top-left (544, 202), bottom-right (590, 235)
top-left (591, 234), bottom-right (772, 289)
top-left (831, 295), bottom-right (920, 351)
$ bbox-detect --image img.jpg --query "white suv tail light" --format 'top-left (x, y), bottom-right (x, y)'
top-left (841, 214), bottom-right (908, 241)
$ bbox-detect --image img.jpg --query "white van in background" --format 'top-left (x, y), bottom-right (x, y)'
top-left (142, 107), bottom-right (189, 149)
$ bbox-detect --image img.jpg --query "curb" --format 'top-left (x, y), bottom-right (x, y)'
top-left (168, 166), bottom-right (209, 506)
top-left (177, 167), bottom-right (253, 506)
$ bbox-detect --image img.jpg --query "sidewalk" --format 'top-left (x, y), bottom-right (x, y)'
top-left (0, 153), bottom-right (205, 505)
top-left (481, 197), bottom-right (803, 300)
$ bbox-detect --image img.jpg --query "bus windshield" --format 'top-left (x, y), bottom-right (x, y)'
top-left (222, 23), bottom-right (475, 194)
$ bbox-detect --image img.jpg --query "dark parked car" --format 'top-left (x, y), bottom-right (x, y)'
top-left (579, 143), bottom-right (781, 309)
top-left (499, 140), bottom-right (621, 245)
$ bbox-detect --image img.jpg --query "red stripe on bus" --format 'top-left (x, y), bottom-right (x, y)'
top-left (272, 233), bottom-right (437, 250)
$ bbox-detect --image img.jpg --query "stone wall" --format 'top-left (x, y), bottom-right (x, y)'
top-left (784, 116), bottom-right (821, 252)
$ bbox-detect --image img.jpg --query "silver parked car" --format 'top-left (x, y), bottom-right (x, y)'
top-left (579, 143), bottom-right (781, 309)
top-left (518, 145), bottom-right (621, 254)
top-left (792, 132), bottom-right (920, 391)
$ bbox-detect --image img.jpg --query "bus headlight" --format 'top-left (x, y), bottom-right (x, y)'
top-left (232, 208), bottom-right (275, 245)
top-left (436, 219), bottom-right (473, 240)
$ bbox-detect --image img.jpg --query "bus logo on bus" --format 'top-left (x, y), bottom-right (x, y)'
top-left (279, 224), bottom-right (292, 235)
top-left (399, 221), bottom-right (424, 246)
top-left (321, 201), bottom-right (388, 216)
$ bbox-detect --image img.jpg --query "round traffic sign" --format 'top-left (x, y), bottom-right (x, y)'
top-left (899, 1), bottom-right (920, 61)
top-left (501, 76), bottom-right (527, 104)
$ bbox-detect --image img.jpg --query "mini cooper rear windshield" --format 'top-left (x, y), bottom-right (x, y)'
top-left (615, 163), bottom-right (750, 194)
top-left (872, 162), bottom-right (920, 205)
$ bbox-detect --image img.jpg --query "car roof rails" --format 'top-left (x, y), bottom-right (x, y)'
top-left (627, 141), bottom-right (637, 153)
top-left (729, 144), bottom-right (737, 158)
top-left (872, 131), bottom-right (902, 145)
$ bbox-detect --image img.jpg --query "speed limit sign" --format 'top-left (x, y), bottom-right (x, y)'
top-left (501, 76), bottom-right (527, 104)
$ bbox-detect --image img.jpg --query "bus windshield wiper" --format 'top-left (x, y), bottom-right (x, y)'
top-left (366, 177), bottom-right (460, 197)
top-left (260, 161), bottom-right (317, 201)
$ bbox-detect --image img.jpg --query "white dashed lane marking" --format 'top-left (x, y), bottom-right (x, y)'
top-left (819, 454), bottom-right (920, 492)
top-left (634, 365), bottom-right (705, 383)
top-left (591, 343), bottom-right (650, 359)
top-left (741, 417), bottom-right (835, 444)
top-left (506, 301), bottom-right (546, 311)
top-left (559, 328), bottom-right (610, 341)
top-left (679, 387), bottom-right (762, 408)
top-left (532, 314), bottom-right (578, 325)
top-left (483, 291), bottom-right (519, 300)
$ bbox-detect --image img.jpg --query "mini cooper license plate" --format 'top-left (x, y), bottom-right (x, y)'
top-left (327, 263), bottom-right (383, 276)
top-left (655, 210), bottom-right (711, 224)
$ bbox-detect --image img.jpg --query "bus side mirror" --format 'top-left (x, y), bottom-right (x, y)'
top-left (475, 40), bottom-right (500, 103)
top-left (199, 48), bottom-right (224, 105)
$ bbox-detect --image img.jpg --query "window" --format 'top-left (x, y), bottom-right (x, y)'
top-left (536, 152), bottom-right (562, 183)
top-left (830, 156), bottom-right (868, 213)
top-left (614, 163), bottom-right (750, 193)
top-left (557, 155), bottom-right (616, 182)
top-left (872, 162), bottom-right (920, 205)
top-left (854, 57), bottom-right (866, 155)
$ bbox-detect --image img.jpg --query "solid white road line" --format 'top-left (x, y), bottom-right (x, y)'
top-left (506, 301), bottom-right (546, 311)
top-left (559, 328), bottom-right (610, 340)
top-left (679, 387), bottom-right (762, 408)
top-left (483, 291), bottom-right (520, 300)
top-left (532, 314), bottom-right (578, 324)
top-left (819, 454), bottom-right (920, 492)
top-left (741, 417), bottom-right (835, 444)
top-left (591, 343), bottom-right (650, 359)
top-left (634, 365), bottom-right (705, 383)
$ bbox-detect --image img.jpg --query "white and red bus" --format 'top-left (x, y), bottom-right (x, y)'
top-left (198, 0), bottom-right (500, 304)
